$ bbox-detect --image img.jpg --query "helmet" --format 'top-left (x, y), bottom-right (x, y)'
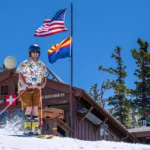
top-left (29, 44), bottom-right (40, 57)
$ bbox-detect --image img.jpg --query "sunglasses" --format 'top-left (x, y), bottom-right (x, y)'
top-left (31, 50), bottom-right (40, 53)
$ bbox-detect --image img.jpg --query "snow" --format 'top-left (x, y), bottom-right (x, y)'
top-left (0, 128), bottom-right (150, 150)
top-left (0, 117), bottom-right (149, 150)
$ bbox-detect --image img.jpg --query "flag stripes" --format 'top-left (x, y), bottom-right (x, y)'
top-left (34, 9), bottom-right (67, 37)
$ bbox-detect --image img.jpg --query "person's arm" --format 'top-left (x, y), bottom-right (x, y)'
top-left (19, 74), bottom-right (27, 86)
top-left (19, 73), bottom-right (32, 88)
top-left (17, 61), bottom-right (32, 89)
top-left (41, 63), bottom-right (48, 89)
top-left (37, 62), bottom-right (48, 90)
top-left (41, 77), bottom-right (47, 88)
top-left (37, 77), bottom-right (47, 90)
top-left (16, 61), bottom-right (28, 86)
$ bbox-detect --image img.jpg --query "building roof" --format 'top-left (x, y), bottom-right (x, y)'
top-left (0, 67), bottom-right (64, 83)
top-left (46, 67), bottom-right (64, 83)
top-left (128, 127), bottom-right (150, 133)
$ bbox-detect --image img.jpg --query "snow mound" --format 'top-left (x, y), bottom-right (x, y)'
top-left (0, 114), bottom-right (24, 135)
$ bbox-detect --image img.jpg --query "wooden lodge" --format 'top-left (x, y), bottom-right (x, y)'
top-left (128, 126), bottom-right (150, 144)
top-left (0, 69), bottom-right (141, 143)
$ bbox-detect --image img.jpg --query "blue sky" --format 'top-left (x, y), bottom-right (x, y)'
top-left (0, 0), bottom-right (150, 97)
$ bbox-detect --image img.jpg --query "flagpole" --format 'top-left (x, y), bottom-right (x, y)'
top-left (70, 3), bottom-right (73, 86)
top-left (70, 2), bottom-right (73, 137)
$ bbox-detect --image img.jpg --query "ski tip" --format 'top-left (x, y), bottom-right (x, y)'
top-left (37, 134), bottom-right (54, 139)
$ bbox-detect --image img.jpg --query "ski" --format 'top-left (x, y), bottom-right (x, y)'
top-left (7, 134), bottom-right (54, 139)
top-left (37, 134), bottom-right (54, 139)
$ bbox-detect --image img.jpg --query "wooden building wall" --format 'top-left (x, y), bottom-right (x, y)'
top-left (72, 97), bottom-right (121, 141)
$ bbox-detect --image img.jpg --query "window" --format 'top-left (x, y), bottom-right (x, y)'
top-left (100, 128), bottom-right (106, 140)
top-left (1, 86), bottom-right (8, 95)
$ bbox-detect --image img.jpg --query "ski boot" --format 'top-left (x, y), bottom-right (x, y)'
top-left (32, 116), bottom-right (41, 135)
top-left (24, 115), bottom-right (32, 135)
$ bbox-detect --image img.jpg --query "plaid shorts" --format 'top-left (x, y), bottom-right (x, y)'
top-left (19, 88), bottom-right (40, 110)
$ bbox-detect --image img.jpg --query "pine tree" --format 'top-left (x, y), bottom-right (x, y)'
top-left (99, 46), bottom-right (132, 128)
top-left (89, 83), bottom-right (101, 105)
top-left (131, 38), bottom-right (150, 123)
top-left (88, 77), bottom-right (111, 108)
top-left (127, 89), bottom-right (138, 128)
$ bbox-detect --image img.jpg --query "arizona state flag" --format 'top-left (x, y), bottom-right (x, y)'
top-left (48, 37), bottom-right (71, 63)
top-left (6, 94), bottom-right (17, 106)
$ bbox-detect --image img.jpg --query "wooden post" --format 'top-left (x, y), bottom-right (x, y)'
top-left (52, 119), bottom-right (57, 136)
top-left (95, 117), bottom-right (108, 132)
top-left (80, 106), bottom-right (93, 123)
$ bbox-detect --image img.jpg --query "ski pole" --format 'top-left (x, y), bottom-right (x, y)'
top-left (0, 89), bottom-right (26, 115)
top-left (39, 88), bottom-right (43, 130)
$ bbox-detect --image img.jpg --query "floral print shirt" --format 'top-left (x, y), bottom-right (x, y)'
top-left (16, 58), bottom-right (48, 92)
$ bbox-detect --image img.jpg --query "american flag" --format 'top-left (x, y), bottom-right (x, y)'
top-left (34, 9), bottom-right (68, 37)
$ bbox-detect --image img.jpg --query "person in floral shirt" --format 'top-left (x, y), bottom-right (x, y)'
top-left (16, 44), bottom-right (47, 135)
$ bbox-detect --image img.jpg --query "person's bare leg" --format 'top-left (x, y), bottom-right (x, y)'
top-left (32, 106), bottom-right (38, 116)
top-left (25, 107), bottom-right (32, 115)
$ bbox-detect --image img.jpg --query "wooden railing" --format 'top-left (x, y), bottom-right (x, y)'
top-left (39, 107), bottom-right (74, 137)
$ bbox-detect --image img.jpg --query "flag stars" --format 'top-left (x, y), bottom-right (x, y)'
top-left (34, 8), bottom-right (67, 37)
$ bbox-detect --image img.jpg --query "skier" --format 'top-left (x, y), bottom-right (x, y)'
top-left (16, 44), bottom-right (47, 135)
